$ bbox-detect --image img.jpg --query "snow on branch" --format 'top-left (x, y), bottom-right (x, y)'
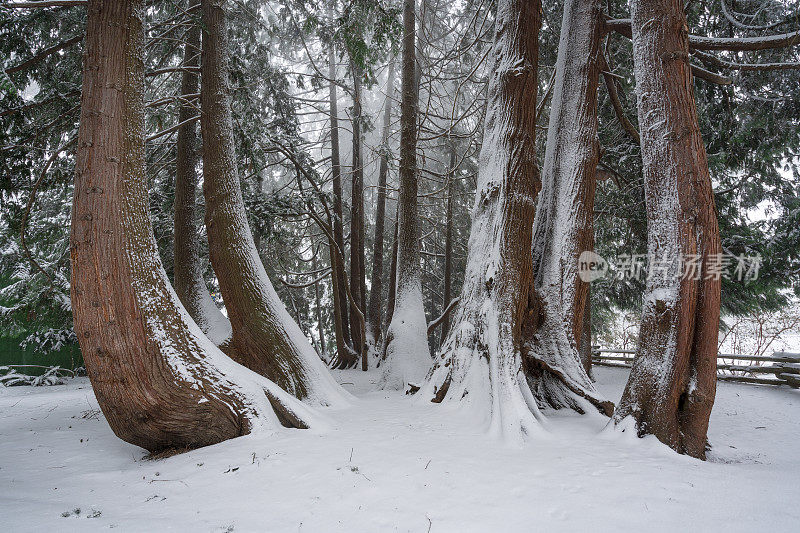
top-left (605, 18), bottom-right (800, 52)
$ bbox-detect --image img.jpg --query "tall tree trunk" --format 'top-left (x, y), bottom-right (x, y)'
top-left (381, 0), bottom-right (432, 390)
top-left (385, 211), bottom-right (399, 331)
top-left (440, 147), bottom-right (456, 345)
top-left (328, 45), bottom-right (354, 364)
top-left (312, 248), bottom-right (326, 357)
top-left (200, 0), bottom-right (346, 407)
top-left (418, 0), bottom-right (611, 441)
top-left (349, 60), bottom-right (367, 360)
top-left (613, 0), bottom-right (721, 459)
top-left (366, 59), bottom-right (396, 347)
top-left (173, 0), bottom-right (231, 346)
top-left (71, 0), bottom-right (313, 453)
top-left (529, 0), bottom-right (604, 407)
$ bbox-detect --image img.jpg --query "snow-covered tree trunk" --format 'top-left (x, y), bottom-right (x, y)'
top-left (380, 0), bottom-right (432, 390)
top-left (366, 59), bottom-right (396, 349)
top-left (417, 0), bottom-right (611, 441)
top-left (530, 0), bottom-right (604, 400)
top-left (200, 0), bottom-right (347, 407)
top-left (613, 0), bottom-right (721, 459)
top-left (173, 0), bottom-right (231, 346)
top-left (71, 0), bottom-right (317, 452)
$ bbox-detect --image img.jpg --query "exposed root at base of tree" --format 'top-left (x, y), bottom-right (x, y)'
top-left (329, 347), bottom-right (360, 370)
top-left (523, 355), bottom-right (615, 416)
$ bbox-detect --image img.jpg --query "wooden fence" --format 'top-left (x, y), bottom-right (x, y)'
top-left (592, 348), bottom-right (800, 388)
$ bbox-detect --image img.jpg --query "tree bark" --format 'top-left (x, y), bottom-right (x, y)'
top-left (385, 212), bottom-right (399, 329)
top-left (71, 0), bottom-right (313, 453)
top-left (366, 59), bottom-right (396, 348)
top-left (200, 0), bottom-right (346, 406)
top-left (349, 60), bottom-right (367, 360)
top-left (529, 0), bottom-right (604, 406)
top-left (380, 0), bottom-right (432, 390)
top-left (579, 285), bottom-right (593, 376)
top-left (328, 46), bottom-right (354, 366)
top-left (440, 147), bottom-right (456, 345)
top-left (312, 248), bottom-right (326, 357)
top-left (172, 0), bottom-right (231, 346)
top-left (418, 0), bottom-right (611, 441)
top-left (613, 0), bottom-right (721, 459)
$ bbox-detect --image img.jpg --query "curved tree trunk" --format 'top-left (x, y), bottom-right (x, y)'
top-left (71, 0), bottom-right (315, 453)
top-left (613, 0), bottom-right (721, 459)
top-left (312, 248), bottom-right (326, 357)
top-left (328, 45), bottom-right (355, 368)
top-left (366, 59), bottom-right (396, 348)
top-left (417, 0), bottom-right (611, 442)
top-left (200, 0), bottom-right (347, 407)
top-left (528, 0), bottom-right (605, 409)
top-left (173, 0), bottom-right (231, 346)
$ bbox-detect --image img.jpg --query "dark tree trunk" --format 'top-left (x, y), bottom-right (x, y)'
top-left (529, 0), bottom-right (605, 408)
top-left (312, 248), bottom-right (326, 357)
top-left (349, 60), bottom-right (367, 360)
top-left (328, 46), bottom-right (353, 361)
top-left (200, 0), bottom-right (346, 406)
top-left (366, 59), bottom-right (396, 347)
top-left (71, 0), bottom-right (311, 453)
top-left (419, 0), bottom-right (611, 441)
top-left (613, 0), bottom-right (721, 459)
top-left (172, 0), bottom-right (231, 346)
top-left (381, 0), bottom-right (432, 389)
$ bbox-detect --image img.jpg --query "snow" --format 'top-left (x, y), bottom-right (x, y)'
top-left (2, 367), bottom-right (798, 532)
top-left (380, 283), bottom-right (433, 390)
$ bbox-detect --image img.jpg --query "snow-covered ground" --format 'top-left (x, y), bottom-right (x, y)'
top-left (1, 366), bottom-right (798, 532)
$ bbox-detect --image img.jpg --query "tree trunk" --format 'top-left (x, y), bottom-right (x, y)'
top-left (613, 0), bottom-right (721, 459)
top-left (381, 0), bottom-right (432, 390)
top-left (200, 0), bottom-right (346, 407)
top-left (528, 0), bottom-right (605, 409)
top-left (71, 0), bottom-right (314, 453)
top-left (349, 60), bottom-right (367, 361)
top-left (579, 285), bottom-right (593, 376)
top-left (385, 212), bottom-right (399, 330)
top-left (418, 0), bottom-right (611, 442)
top-left (172, 0), bottom-right (231, 346)
top-left (312, 248), bottom-right (326, 357)
top-left (440, 147), bottom-right (456, 345)
top-left (366, 59), bottom-right (396, 348)
top-left (328, 45), bottom-right (354, 366)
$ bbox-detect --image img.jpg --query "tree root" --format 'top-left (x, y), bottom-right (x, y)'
top-left (524, 355), bottom-right (614, 416)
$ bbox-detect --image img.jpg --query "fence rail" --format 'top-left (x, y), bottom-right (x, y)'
top-left (592, 348), bottom-right (800, 388)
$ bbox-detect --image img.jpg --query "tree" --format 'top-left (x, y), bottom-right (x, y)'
top-left (172, 0), bottom-right (231, 346)
top-left (349, 59), bottom-right (367, 360)
top-left (366, 59), bottom-right (396, 348)
top-left (327, 44), bottom-right (356, 369)
top-left (417, 0), bottom-right (612, 441)
top-left (70, 0), bottom-right (316, 452)
top-left (612, 0), bottom-right (722, 459)
top-left (200, 0), bottom-right (346, 406)
top-left (531, 0), bottom-right (604, 378)
top-left (380, 0), bottom-right (432, 390)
